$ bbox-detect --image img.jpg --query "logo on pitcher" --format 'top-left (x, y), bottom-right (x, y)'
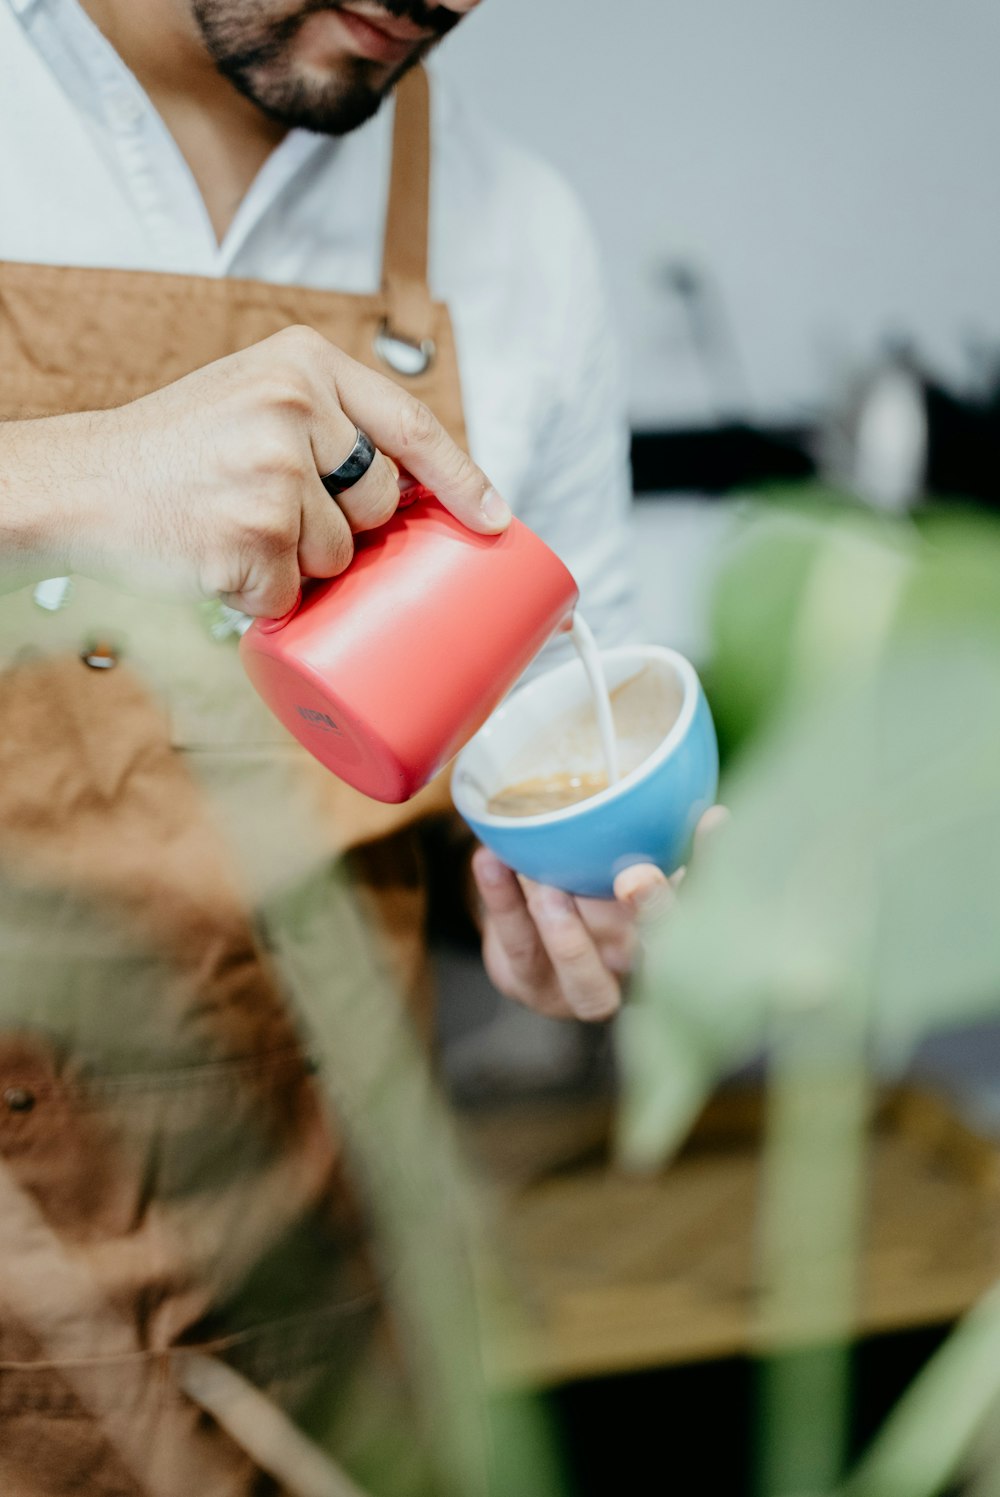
top-left (296, 705), bottom-right (343, 736)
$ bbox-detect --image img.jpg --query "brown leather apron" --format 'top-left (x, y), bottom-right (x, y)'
top-left (0, 69), bottom-right (489, 1497)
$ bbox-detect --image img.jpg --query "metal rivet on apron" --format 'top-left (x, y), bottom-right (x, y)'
top-left (373, 321), bottom-right (436, 378)
top-left (3, 1087), bottom-right (36, 1113)
top-left (81, 641), bottom-right (119, 670)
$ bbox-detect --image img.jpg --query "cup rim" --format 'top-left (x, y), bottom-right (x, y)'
top-left (452, 644), bottom-right (700, 830)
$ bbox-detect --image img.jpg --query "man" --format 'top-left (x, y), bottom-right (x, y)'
top-left (0, 2), bottom-right (666, 1492)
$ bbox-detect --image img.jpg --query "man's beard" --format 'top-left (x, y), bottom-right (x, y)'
top-left (190, 0), bottom-right (460, 136)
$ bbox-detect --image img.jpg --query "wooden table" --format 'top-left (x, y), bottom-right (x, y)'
top-left (458, 1088), bottom-right (1000, 1387)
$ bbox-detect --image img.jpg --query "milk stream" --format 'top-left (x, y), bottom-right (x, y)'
top-left (570, 613), bottom-right (621, 785)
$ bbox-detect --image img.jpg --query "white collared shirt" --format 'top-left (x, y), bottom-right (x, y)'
top-left (0, 0), bottom-right (639, 656)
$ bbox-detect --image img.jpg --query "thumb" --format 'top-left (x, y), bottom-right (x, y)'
top-left (613, 863), bottom-right (673, 918)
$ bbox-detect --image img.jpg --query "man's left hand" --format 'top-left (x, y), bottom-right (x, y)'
top-left (470, 807), bottom-right (728, 1022)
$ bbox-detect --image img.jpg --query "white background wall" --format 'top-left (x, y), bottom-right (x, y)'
top-left (438, 1), bottom-right (1000, 428)
top-left (435, 4), bottom-right (1000, 1104)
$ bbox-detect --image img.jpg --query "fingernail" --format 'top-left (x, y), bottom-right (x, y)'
top-left (618, 874), bottom-right (670, 915)
top-left (480, 487), bottom-right (511, 528)
top-left (538, 888), bottom-right (575, 921)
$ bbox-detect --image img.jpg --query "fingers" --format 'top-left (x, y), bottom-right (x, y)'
top-left (309, 420), bottom-right (401, 537)
top-left (242, 326), bottom-right (508, 616)
top-left (337, 450), bottom-right (401, 534)
top-left (473, 849), bottom-right (624, 1022)
top-left (611, 807), bottom-right (731, 911)
top-left (476, 811), bottom-right (734, 1022)
top-left (296, 481), bottom-right (356, 581)
top-left (473, 847), bottom-right (551, 992)
top-left (695, 804), bottom-right (731, 851)
top-left (522, 882), bottom-right (622, 1023)
top-left (301, 331), bottom-right (510, 535)
top-left (669, 806), bottom-right (732, 890)
top-left (613, 864), bottom-right (673, 917)
top-left (573, 893), bottom-right (640, 974)
top-left (223, 548), bottom-right (301, 619)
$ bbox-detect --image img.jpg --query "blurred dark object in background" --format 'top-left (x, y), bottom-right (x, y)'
top-left (924, 376), bottom-right (1000, 510)
top-left (633, 256), bottom-right (818, 498)
top-left (635, 345), bottom-right (1000, 514)
top-left (631, 424), bottom-right (814, 496)
top-left (818, 342), bottom-right (1000, 515)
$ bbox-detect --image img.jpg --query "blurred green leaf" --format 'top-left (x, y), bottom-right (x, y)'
top-left (621, 504), bottom-right (1000, 1169)
top-left (619, 500), bottom-right (1000, 1497)
top-left (620, 636), bottom-right (1000, 1167)
top-left (838, 1284), bottom-right (1000, 1497)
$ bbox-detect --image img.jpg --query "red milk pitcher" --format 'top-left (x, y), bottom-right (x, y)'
top-left (240, 483), bottom-right (578, 803)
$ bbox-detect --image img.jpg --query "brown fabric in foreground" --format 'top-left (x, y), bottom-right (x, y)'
top-left (0, 65), bottom-right (477, 1497)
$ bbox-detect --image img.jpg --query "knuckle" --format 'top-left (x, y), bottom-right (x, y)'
top-left (310, 511), bottom-right (355, 577)
top-left (269, 377), bottom-right (314, 419)
top-left (273, 323), bottom-right (325, 359)
top-left (200, 558), bottom-right (239, 599)
top-left (249, 434), bottom-right (309, 481)
top-left (525, 892), bottom-right (589, 965)
top-left (264, 328), bottom-right (326, 408)
top-left (327, 526), bottom-right (355, 575)
top-left (547, 928), bottom-right (592, 967)
top-left (486, 908), bottom-right (546, 976)
top-left (251, 359), bottom-right (314, 415)
top-left (225, 559), bottom-right (299, 620)
top-left (452, 448), bottom-right (486, 491)
top-left (257, 582), bottom-right (300, 619)
top-left (350, 468), bottom-right (399, 531)
top-left (396, 396), bottom-right (440, 455)
top-left (504, 932), bottom-right (544, 972)
top-left (245, 503), bottom-right (299, 559)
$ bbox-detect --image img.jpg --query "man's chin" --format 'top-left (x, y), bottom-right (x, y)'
top-left (192, 0), bottom-right (446, 137)
top-left (222, 57), bottom-right (403, 136)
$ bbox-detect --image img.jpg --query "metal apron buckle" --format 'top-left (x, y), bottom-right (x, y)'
top-left (373, 319), bottom-right (436, 378)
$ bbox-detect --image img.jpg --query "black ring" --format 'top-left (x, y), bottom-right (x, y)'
top-left (320, 429), bottom-right (377, 497)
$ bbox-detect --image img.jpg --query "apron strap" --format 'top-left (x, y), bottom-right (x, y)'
top-left (178, 1354), bottom-right (371, 1497)
top-left (379, 66), bottom-right (437, 354)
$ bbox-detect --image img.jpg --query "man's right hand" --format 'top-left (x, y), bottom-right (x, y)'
top-left (0, 325), bottom-right (509, 616)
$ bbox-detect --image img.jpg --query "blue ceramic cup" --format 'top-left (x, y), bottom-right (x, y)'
top-left (451, 644), bottom-right (719, 898)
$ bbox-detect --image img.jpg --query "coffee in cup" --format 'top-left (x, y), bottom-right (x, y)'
top-left (486, 664), bottom-right (683, 818)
